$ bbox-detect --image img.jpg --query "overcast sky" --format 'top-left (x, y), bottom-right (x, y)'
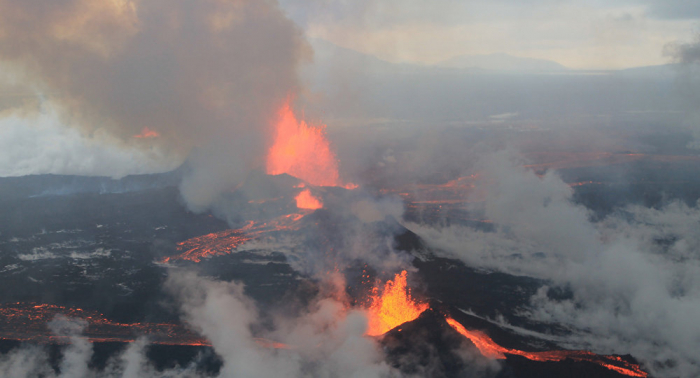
top-left (1, 0), bottom-right (699, 179)
top-left (280, 0), bottom-right (700, 69)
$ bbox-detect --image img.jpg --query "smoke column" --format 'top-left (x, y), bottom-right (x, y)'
top-left (0, 0), bottom-right (311, 210)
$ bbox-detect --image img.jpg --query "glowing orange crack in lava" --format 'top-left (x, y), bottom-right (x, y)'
top-left (0, 302), bottom-right (206, 346)
top-left (133, 127), bottom-right (159, 139)
top-left (365, 271), bottom-right (429, 336)
top-left (267, 101), bottom-right (355, 189)
top-left (445, 317), bottom-right (648, 377)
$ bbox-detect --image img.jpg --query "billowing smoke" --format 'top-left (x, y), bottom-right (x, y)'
top-left (0, 0), bottom-right (310, 210)
top-left (665, 33), bottom-right (700, 149)
top-left (406, 150), bottom-right (700, 377)
top-left (667, 34), bottom-right (700, 65)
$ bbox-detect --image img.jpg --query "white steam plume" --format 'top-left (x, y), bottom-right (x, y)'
top-left (0, 272), bottom-right (404, 377)
top-left (406, 150), bottom-right (700, 377)
top-left (166, 271), bottom-right (400, 378)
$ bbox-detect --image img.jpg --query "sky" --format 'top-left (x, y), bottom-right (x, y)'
top-left (0, 0), bottom-right (699, 180)
top-left (280, 0), bottom-right (700, 69)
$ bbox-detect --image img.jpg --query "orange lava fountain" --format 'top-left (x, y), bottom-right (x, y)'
top-left (267, 101), bottom-right (355, 189)
top-left (365, 271), bottom-right (429, 336)
top-left (445, 317), bottom-right (648, 377)
top-left (295, 189), bottom-right (323, 209)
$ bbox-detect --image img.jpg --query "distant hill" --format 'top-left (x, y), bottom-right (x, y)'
top-left (303, 38), bottom-right (682, 124)
top-left (308, 38), bottom-right (429, 75)
top-left (437, 53), bottom-right (568, 72)
top-left (309, 38), bottom-right (682, 76)
top-left (0, 167), bottom-right (183, 201)
top-left (309, 39), bottom-right (566, 74)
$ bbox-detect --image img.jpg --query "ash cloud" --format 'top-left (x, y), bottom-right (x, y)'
top-left (665, 33), bottom-right (700, 150)
top-left (667, 35), bottom-right (700, 64)
top-left (0, 0), bottom-right (310, 210)
top-left (406, 150), bottom-right (700, 377)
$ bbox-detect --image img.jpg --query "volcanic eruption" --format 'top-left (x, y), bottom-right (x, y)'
top-left (268, 101), bottom-right (341, 187)
top-left (0, 97), bottom-right (656, 377)
top-left (0, 0), bottom-right (681, 377)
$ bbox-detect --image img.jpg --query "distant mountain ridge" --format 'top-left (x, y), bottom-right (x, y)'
top-left (308, 38), bottom-right (427, 74)
top-left (0, 168), bottom-right (183, 200)
top-left (309, 38), bottom-right (681, 74)
top-left (437, 52), bottom-right (568, 72)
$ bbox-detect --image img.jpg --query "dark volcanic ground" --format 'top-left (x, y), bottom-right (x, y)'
top-left (1, 159), bottom-right (695, 376)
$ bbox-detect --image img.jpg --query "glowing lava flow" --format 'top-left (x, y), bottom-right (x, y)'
top-left (162, 229), bottom-right (253, 263)
top-left (267, 101), bottom-right (354, 189)
top-left (0, 303), bottom-right (290, 349)
top-left (0, 303), bottom-right (206, 346)
top-left (445, 317), bottom-right (648, 377)
top-left (161, 213), bottom-right (306, 263)
top-left (295, 189), bottom-right (323, 209)
top-left (365, 271), bottom-right (429, 336)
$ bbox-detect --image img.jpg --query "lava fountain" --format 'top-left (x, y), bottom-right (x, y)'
top-left (267, 101), bottom-right (354, 189)
top-left (295, 188), bottom-right (323, 210)
top-left (365, 271), bottom-right (429, 336)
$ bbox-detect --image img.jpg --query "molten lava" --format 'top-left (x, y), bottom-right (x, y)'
top-left (267, 101), bottom-right (354, 188)
top-left (133, 127), bottom-right (160, 138)
top-left (445, 317), bottom-right (648, 377)
top-left (0, 303), bottom-right (206, 346)
top-left (295, 189), bottom-right (323, 210)
top-left (0, 303), bottom-right (291, 349)
top-left (568, 180), bottom-right (605, 187)
top-left (253, 338), bottom-right (292, 350)
top-left (161, 213), bottom-right (306, 263)
top-left (162, 229), bottom-right (253, 263)
top-left (365, 271), bottom-right (429, 336)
